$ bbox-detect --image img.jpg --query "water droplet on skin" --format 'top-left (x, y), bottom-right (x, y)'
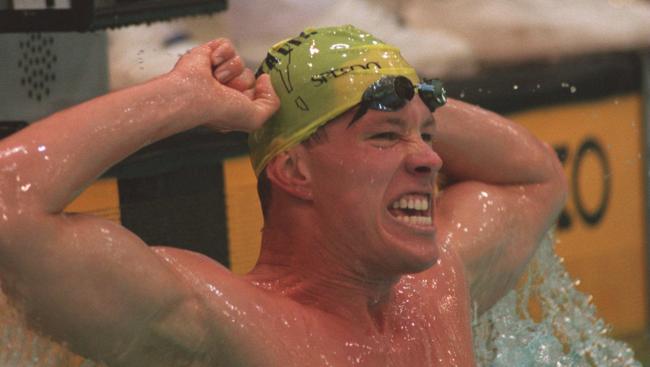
top-left (1, 146), bottom-right (28, 158)
top-left (207, 283), bottom-right (223, 297)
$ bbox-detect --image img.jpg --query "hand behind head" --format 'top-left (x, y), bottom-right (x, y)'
top-left (170, 38), bottom-right (280, 133)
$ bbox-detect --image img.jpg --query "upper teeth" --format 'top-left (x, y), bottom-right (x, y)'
top-left (392, 194), bottom-right (429, 211)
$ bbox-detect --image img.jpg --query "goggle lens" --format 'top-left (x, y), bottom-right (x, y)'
top-left (418, 78), bottom-right (447, 111)
top-left (352, 76), bottom-right (447, 123)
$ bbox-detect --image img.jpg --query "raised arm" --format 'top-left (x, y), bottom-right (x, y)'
top-left (432, 98), bottom-right (567, 314)
top-left (0, 39), bottom-right (278, 366)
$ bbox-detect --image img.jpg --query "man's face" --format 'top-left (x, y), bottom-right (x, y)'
top-left (303, 95), bottom-right (442, 275)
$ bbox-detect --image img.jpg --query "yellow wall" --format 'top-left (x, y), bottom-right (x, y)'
top-left (511, 94), bottom-right (647, 336)
top-left (64, 178), bottom-right (120, 222)
top-left (223, 157), bottom-right (263, 274)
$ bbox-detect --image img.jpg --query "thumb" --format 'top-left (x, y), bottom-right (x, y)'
top-left (251, 74), bottom-right (281, 124)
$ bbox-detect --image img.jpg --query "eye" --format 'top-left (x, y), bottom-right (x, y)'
top-left (421, 133), bottom-right (433, 142)
top-left (371, 132), bottom-right (401, 141)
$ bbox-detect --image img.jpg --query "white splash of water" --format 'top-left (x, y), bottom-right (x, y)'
top-left (472, 229), bottom-right (641, 366)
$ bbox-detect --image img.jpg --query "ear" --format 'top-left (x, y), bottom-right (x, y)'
top-left (265, 147), bottom-right (313, 201)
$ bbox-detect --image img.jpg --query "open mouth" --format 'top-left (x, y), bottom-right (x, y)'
top-left (387, 193), bottom-right (433, 226)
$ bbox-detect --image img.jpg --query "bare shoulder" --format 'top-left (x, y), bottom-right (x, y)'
top-left (404, 243), bottom-right (471, 307)
top-left (394, 244), bottom-right (472, 329)
top-left (392, 247), bottom-right (476, 365)
top-left (148, 246), bottom-right (308, 366)
top-left (150, 246), bottom-right (287, 308)
top-left (150, 246), bottom-right (289, 321)
top-left (434, 177), bottom-right (564, 313)
top-left (151, 246), bottom-right (232, 279)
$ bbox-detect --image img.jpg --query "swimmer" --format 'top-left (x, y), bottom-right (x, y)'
top-left (0, 26), bottom-right (566, 366)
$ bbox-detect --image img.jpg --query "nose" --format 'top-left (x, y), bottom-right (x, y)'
top-left (405, 140), bottom-right (443, 177)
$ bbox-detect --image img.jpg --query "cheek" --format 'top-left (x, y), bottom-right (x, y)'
top-left (309, 142), bottom-right (403, 201)
top-left (308, 163), bottom-right (360, 215)
top-left (321, 160), bottom-right (398, 220)
top-left (328, 149), bottom-right (392, 186)
top-left (355, 148), bottom-right (403, 184)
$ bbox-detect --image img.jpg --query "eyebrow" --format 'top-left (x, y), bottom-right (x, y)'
top-left (385, 116), bottom-right (435, 129)
top-left (347, 111), bottom-right (436, 129)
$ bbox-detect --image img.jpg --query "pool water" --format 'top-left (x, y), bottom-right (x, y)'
top-left (473, 229), bottom-right (641, 366)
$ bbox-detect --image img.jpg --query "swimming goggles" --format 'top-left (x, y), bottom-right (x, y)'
top-left (351, 76), bottom-right (447, 123)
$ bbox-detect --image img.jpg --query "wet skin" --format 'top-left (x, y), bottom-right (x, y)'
top-left (153, 242), bottom-right (474, 367)
top-left (149, 98), bottom-right (477, 366)
top-left (0, 38), bottom-right (566, 367)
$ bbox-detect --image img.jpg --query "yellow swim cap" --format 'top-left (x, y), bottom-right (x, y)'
top-left (248, 25), bottom-right (419, 176)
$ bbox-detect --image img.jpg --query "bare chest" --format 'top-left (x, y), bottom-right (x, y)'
top-left (250, 313), bottom-right (475, 367)
top-left (247, 288), bottom-right (476, 367)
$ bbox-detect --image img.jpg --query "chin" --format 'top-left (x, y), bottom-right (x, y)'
top-left (377, 222), bottom-right (440, 275)
top-left (398, 243), bottom-right (440, 274)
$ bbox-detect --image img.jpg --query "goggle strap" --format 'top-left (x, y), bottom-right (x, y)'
top-left (350, 104), bottom-right (368, 124)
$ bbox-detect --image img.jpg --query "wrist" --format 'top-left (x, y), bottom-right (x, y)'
top-left (148, 73), bottom-right (208, 132)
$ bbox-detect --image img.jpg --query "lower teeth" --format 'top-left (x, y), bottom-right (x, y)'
top-left (397, 216), bottom-right (432, 225)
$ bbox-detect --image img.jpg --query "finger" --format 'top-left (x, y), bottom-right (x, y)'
top-left (174, 42), bottom-right (213, 70)
top-left (174, 38), bottom-right (230, 71)
top-left (205, 37), bottom-right (228, 50)
top-left (251, 73), bottom-right (281, 125)
top-left (226, 68), bottom-right (256, 93)
top-left (213, 55), bottom-right (245, 84)
top-left (210, 40), bottom-right (236, 67)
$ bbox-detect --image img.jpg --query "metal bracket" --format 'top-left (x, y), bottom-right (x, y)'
top-left (0, 0), bottom-right (227, 32)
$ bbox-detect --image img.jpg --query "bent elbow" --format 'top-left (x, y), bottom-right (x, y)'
top-left (541, 143), bottom-right (569, 215)
top-left (549, 144), bottom-right (569, 207)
